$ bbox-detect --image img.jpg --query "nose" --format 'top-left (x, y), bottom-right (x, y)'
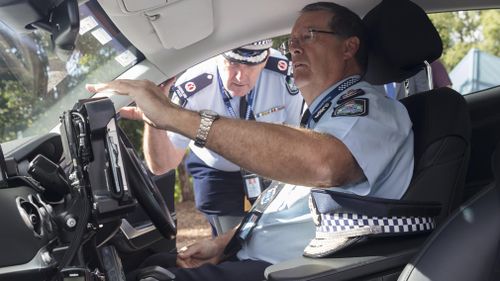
top-left (288, 38), bottom-right (302, 56)
top-left (289, 41), bottom-right (303, 59)
top-left (234, 68), bottom-right (243, 80)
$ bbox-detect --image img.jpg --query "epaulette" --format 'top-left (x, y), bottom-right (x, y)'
top-left (171, 73), bottom-right (214, 107)
top-left (265, 56), bottom-right (300, 96)
top-left (265, 56), bottom-right (291, 76)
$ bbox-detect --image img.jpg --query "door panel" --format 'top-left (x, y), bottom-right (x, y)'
top-left (464, 86), bottom-right (500, 201)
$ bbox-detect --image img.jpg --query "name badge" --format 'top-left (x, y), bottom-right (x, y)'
top-left (242, 172), bottom-right (264, 200)
top-left (238, 212), bottom-right (262, 241)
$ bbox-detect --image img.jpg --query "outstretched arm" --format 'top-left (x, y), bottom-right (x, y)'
top-left (144, 124), bottom-right (185, 175)
top-left (87, 79), bottom-right (364, 187)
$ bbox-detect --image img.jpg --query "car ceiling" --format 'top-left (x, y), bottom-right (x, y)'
top-left (99, 0), bottom-right (500, 79)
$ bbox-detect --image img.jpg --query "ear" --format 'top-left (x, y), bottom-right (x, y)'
top-left (343, 36), bottom-right (360, 60)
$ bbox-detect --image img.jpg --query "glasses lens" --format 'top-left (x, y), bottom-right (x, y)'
top-left (280, 41), bottom-right (289, 55)
top-left (305, 30), bottom-right (315, 43)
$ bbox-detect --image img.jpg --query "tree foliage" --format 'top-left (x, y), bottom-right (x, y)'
top-left (429, 10), bottom-right (500, 71)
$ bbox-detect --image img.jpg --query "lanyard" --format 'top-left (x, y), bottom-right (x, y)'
top-left (216, 69), bottom-right (255, 120)
top-left (302, 76), bottom-right (361, 128)
top-left (223, 182), bottom-right (286, 258)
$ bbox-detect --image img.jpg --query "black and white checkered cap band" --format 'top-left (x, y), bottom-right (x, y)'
top-left (318, 213), bottom-right (435, 235)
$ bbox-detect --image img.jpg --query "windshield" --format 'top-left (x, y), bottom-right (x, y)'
top-left (0, 0), bottom-right (143, 142)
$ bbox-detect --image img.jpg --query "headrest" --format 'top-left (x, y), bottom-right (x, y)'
top-left (363, 0), bottom-right (443, 84)
top-left (223, 39), bottom-right (273, 65)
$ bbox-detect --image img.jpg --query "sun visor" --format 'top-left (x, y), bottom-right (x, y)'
top-left (120, 0), bottom-right (214, 49)
top-left (120, 0), bottom-right (168, 13)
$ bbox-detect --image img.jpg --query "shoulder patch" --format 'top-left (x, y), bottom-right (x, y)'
top-left (336, 89), bottom-right (365, 104)
top-left (312, 101), bottom-right (332, 122)
top-left (171, 73), bottom-right (214, 107)
top-left (333, 98), bottom-right (369, 117)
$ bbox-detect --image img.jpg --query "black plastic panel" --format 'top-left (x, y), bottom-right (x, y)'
top-left (0, 186), bottom-right (50, 267)
top-left (266, 235), bottom-right (428, 281)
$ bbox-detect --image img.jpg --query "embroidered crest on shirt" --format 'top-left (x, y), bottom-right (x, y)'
top-left (171, 73), bottom-right (213, 107)
top-left (336, 89), bottom-right (365, 104)
top-left (285, 75), bottom-right (300, 95)
top-left (333, 98), bottom-right (369, 117)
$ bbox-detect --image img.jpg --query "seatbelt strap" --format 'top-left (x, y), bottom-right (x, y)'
top-left (223, 182), bottom-right (286, 258)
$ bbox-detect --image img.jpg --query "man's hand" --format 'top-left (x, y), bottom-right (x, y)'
top-left (119, 106), bottom-right (146, 121)
top-left (86, 77), bottom-right (176, 129)
top-left (118, 78), bottom-right (175, 123)
top-left (176, 239), bottom-right (224, 268)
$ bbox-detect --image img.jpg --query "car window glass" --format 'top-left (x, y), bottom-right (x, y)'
top-left (429, 9), bottom-right (500, 95)
top-left (0, 0), bottom-right (143, 143)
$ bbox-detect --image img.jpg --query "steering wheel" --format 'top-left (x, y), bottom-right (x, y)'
top-left (118, 127), bottom-right (176, 239)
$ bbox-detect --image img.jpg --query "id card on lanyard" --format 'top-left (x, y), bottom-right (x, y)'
top-left (222, 182), bottom-right (286, 259)
top-left (241, 170), bottom-right (273, 203)
top-left (237, 182), bottom-right (285, 241)
top-left (217, 69), bottom-right (270, 200)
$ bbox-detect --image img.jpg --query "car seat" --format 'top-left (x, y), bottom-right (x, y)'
top-left (397, 142), bottom-right (500, 281)
top-left (265, 0), bottom-right (473, 279)
top-left (363, 0), bottom-right (471, 223)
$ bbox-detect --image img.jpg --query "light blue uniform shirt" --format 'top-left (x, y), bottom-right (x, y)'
top-left (236, 77), bottom-right (414, 264)
top-left (168, 49), bottom-right (303, 171)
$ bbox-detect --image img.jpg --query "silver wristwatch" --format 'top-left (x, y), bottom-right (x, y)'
top-left (194, 110), bottom-right (220, 148)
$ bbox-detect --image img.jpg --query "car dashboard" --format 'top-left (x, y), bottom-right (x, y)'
top-left (0, 97), bottom-right (158, 281)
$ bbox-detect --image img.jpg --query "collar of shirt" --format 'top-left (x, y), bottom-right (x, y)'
top-left (308, 75), bottom-right (362, 113)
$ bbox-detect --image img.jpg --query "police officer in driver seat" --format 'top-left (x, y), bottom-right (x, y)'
top-left (121, 39), bottom-right (303, 236)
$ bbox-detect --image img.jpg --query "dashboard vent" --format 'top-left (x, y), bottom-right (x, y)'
top-left (17, 197), bottom-right (43, 237)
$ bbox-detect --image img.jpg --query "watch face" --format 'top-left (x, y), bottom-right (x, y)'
top-left (200, 110), bottom-right (219, 118)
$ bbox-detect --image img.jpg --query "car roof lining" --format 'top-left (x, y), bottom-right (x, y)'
top-left (97, 0), bottom-right (500, 79)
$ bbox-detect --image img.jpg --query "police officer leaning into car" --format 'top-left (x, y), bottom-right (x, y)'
top-left (120, 39), bottom-right (303, 236)
top-left (88, 2), bottom-right (414, 281)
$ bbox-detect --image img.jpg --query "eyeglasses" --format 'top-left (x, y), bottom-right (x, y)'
top-left (286, 28), bottom-right (337, 51)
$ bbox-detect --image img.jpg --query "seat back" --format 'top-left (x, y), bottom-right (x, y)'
top-left (400, 89), bottom-right (470, 222)
top-left (398, 143), bottom-right (500, 281)
top-left (363, 0), bottom-right (471, 223)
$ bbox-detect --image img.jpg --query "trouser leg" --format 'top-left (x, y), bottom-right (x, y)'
top-left (168, 259), bottom-right (271, 281)
top-left (128, 252), bottom-right (271, 281)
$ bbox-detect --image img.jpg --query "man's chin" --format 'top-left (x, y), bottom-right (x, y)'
top-left (293, 77), bottom-right (307, 89)
top-left (228, 90), bottom-right (248, 97)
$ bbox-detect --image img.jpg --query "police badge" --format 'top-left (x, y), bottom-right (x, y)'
top-left (286, 75), bottom-right (300, 95)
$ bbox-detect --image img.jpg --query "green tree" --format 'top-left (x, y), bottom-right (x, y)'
top-left (479, 10), bottom-right (500, 57)
top-left (429, 10), bottom-right (500, 71)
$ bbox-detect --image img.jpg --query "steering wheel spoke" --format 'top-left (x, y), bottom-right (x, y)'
top-left (118, 128), bottom-right (176, 239)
